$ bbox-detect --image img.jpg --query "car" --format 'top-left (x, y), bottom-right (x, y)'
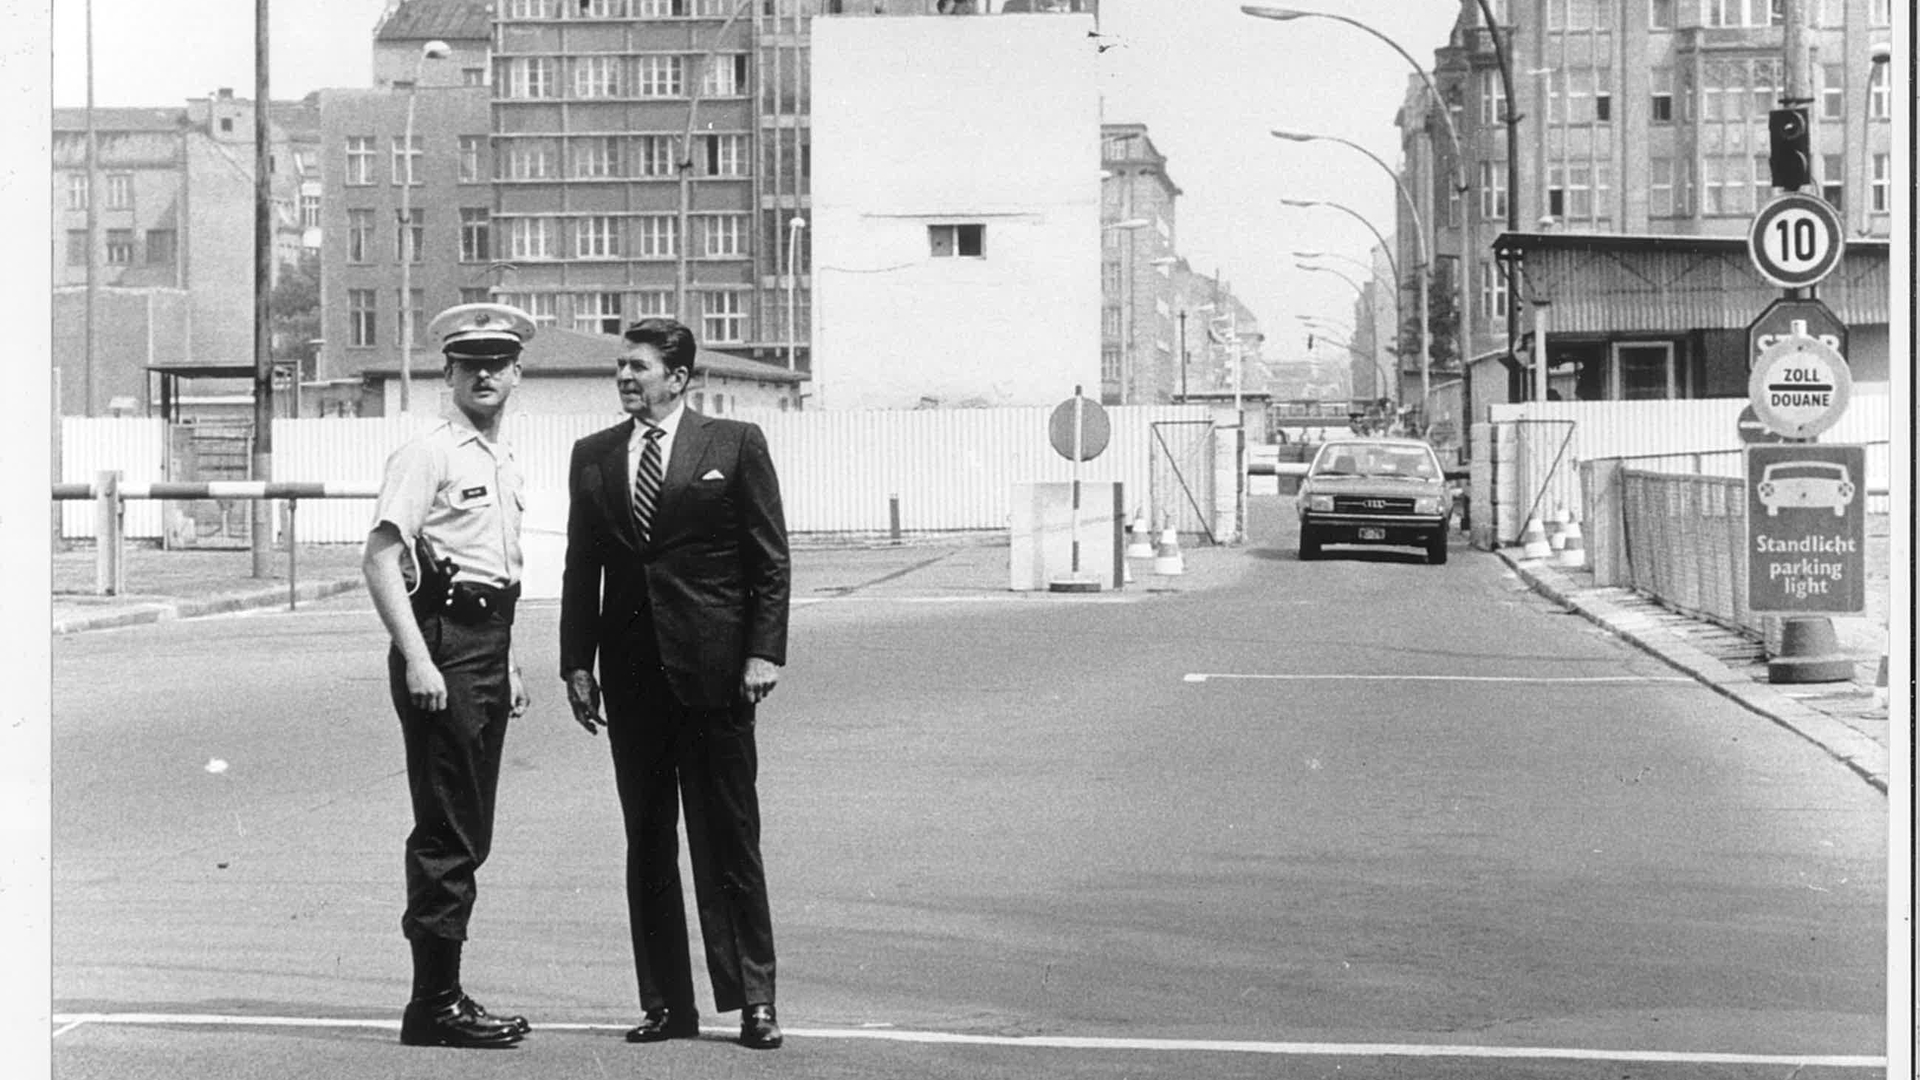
top-left (1756, 460), bottom-right (1854, 517)
top-left (1294, 437), bottom-right (1454, 564)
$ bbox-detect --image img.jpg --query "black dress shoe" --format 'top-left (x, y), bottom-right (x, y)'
top-left (739, 1004), bottom-right (782, 1050)
top-left (462, 994), bottom-right (531, 1035)
top-left (626, 1006), bottom-right (700, 1043)
top-left (400, 991), bottom-right (524, 1048)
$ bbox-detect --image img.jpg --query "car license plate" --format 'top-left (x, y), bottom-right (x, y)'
top-left (1358, 527), bottom-right (1386, 541)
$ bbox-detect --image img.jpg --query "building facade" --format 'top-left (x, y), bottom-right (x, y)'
top-left (810, 14), bottom-right (1100, 408)
top-left (1100, 123), bottom-right (1181, 405)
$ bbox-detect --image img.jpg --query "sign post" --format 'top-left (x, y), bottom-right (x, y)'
top-left (1047, 388), bottom-right (1111, 593)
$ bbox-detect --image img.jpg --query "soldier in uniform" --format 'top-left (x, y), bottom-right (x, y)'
top-left (362, 303), bottom-right (537, 1049)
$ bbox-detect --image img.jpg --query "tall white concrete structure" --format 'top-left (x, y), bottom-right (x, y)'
top-left (809, 14), bottom-right (1101, 410)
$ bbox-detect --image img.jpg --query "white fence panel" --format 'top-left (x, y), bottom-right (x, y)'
top-left (1485, 393), bottom-right (1892, 536)
top-left (61, 418), bottom-right (165, 539)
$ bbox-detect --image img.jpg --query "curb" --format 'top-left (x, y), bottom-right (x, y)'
top-left (1498, 550), bottom-right (1888, 794)
top-left (52, 577), bottom-right (366, 636)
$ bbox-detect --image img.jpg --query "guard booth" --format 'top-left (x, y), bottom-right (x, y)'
top-left (149, 363), bottom-right (261, 549)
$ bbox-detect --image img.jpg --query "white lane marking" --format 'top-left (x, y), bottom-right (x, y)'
top-left (796, 595), bottom-right (1141, 607)
top-left (1185, 673), bottom-right (1693, 684)
top-left (46, 1014), bottom-right (1883, 1067)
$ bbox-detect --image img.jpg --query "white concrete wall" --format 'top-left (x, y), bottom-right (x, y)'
top-left (809, 15), bottom-right (1101, 410)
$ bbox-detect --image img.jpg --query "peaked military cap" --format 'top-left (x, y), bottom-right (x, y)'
top-left (428, 303), bottom-right (537, 360)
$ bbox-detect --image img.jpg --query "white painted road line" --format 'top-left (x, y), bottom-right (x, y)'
top-left (1185, 673), bottom-right (1695, 684)
top-left (47, 1014), bottom-right (1885, 1068)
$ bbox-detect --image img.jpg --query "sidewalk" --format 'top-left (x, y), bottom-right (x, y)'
top-left (1499, 544), bottom-right (1891, 793)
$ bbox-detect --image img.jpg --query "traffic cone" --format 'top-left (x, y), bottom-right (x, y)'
top-left (1122, 559), bottom-right (1135, 586)
top-left (1557, 516), bottom-right (1586, 568)
top-left (1873, 655), bottom-right (1888, 709)
top-left (1519, 516), bottom-right (1552, 560)
top-left (1124, 511), bottom-right (1155, 559)
top-left (1152, 527), bottom-right (1186, 576)
top-left (1548, 506), bottom-right (1570, 552)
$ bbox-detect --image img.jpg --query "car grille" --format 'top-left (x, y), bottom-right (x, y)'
top-left (1332, 495), bottom-right (1417, 514)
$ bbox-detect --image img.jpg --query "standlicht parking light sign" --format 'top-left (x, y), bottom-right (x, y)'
top-left (1746, 443), bottom-right (1866, 616)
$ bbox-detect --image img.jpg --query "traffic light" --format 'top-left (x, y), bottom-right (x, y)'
top-left (1307, 333), bottom-right (1315, 350)
top-left (1768, 107), bottom-right (1811, 192)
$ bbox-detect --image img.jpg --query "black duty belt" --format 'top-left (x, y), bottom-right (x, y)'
top-left (414, 580), bottom-right (520, 625)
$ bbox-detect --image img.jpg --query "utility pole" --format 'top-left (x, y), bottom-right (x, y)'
top-left (251, 0), bottom-right (274, 577)
top-left (83, 0), bottom-right (98, 418)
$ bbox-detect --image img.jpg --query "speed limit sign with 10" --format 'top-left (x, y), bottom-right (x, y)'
top-left (1747, 192), bottom-right (1843, 290)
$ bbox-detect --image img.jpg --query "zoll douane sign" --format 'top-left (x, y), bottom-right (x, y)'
top-left (1746, 335), bottom-right (1852, 440)
top-left (1746, 443), bottom-right (1866, 616)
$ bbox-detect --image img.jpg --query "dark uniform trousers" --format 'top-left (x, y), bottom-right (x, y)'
top-left (602, 606), bottom-right (775, 1014)
top-left (389, 610), bottom-right (514, 942)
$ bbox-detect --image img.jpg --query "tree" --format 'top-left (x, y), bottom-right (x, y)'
top-left (270, 250), bottom-right (321, 374)
top-left (1396, 262), bottom-right (1462, 374)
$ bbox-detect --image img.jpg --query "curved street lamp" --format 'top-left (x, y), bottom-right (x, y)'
top-left (1297, 264), bottom-right (1393, 408)
top-left (398, 39), bottom-right (452, 415)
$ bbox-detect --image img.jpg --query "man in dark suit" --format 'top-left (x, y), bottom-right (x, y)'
top-left (559, 317), bottom-right (790, 1051)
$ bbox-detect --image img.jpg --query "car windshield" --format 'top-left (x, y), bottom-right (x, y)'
top-left (1313, 445), bottom-right (1439, 480)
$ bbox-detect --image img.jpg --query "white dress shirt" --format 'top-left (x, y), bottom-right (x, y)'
top-left (628, 399), bottom-right (687, 494)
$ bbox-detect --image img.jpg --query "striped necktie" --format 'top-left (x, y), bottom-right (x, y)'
top-left (633, 424), bottom-right (664, 542)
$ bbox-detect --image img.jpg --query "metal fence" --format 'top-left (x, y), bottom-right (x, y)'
top-left (1616, 468), bottom-right (1751, 633)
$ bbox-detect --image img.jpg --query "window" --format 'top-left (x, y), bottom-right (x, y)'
top-left (1870, 153), bottom-right (1889, 212)
top-left (146, 228), bottom-right (175, 265)
top-left (701, 214), bottom-right (744, 256)
top-left (65, 230), bottom-right (87, 266)
top-left (1753, 152), bottom-right (1770, 207)
top-left (702, 291), bottom-right (745, 344)
top-left (299, 192), bottom-right (320, 227)
top-left (1613, 343), bottom-right (1677, 400)
top-left (349, 289), bottom-right (377, 347)
top-left (573, 136), bottom-right (624, 178)
top-left (1651, 68), bottom-right (1674, 122)
top-left (503, 57), bottom-right (558, 99)
top-left (345, 135), bottom-right (376, 185)
top-left (1479, 257), bottom-right (1507, 325)
top-left (575, 55), bottom-right (625, 98)
top-left (391, 135), bottom-right (422, 186)
top-left (579, 0), bottom-right (628, 16)
top-left (1649, 0), bottom-right (1674, 28)
top-left (1869, 0), bottom-right (1888, 24)
top-left (503, 0), bottom-right (557, 16)
top-left (499, 292), bottom-right (557, 326)
top-left (573, 292), bottom-right (624, 335)
top-left (1820, 154), bottom-right (1844, 210)
top-left (636, 215), bottom-right (678, 257)
top-left (459, 136), bottom-right (485, 183)
top-left (636, 0), bottom-right (682, 12)
top-left (701, 54), bottom-right (749, 97)
top-left (1650, 157), bottom-right (1677, 216)
top-left (576, 215), bottom-right (623, 258)
top-left (1102, 306), bottom-right (1122, 339)
top-left (630, 290), bottom-right (674, 317)
top-left (635, 135), bottom-right (675, 177)
top-left (396, 288), bottom-right (425, 346)
top-left (105, 173), bottom-right (132, 209)
top-left (508, 217), bottom-right (556, 259)
top-left (1102, 261), bottom-right (1121, 294)
top-left (503, 139), bottom-right (558, 180)
top-left (66, 173), bottom-right (88, 210)
top-left (1869, 65), bottom-right (1890, 119)
top-left (1101, 347), bottom-right (1122, 382)
top-left (929, 223), bottom-right (984, 257)
top-left (1817, 64), bottom-right (1845, 120)
top-left (1478, 160), bottom-right (1508, 220)
top-left (459, 208), bottom-right (491, 261)
top-left (103, 228), bottom-right (133, 265)
top-left (1702, 0), bottom-right (1781, 26)
top-left (702, 134), bottom-right (747, 177)
top-left (638, 55), bottom-right (683, 97)
top-left (1479, 78), bottom-right (1507, 126)
top-left (463, 67), bottom-right (488, 87)
top-left (460, 287), bottom-right (491, 305)
top-left (347, 208), bottom-right (374, 262)
top-left (396, 208), bottom-right (424, 263)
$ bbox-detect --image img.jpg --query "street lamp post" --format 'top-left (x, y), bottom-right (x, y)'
top-left (1251, 6), bottom-right (1471, 428)
top-left (1858, 42), bottom-right (1891, 235)
top-left (1297, 263), bottom-right (1390, 407)
top-left (786, 215), bottom-right (806, 372)
top-left (397, 39), bottom-right (451, 416)
top-left (1283, 196), bottom-right (1422, 424)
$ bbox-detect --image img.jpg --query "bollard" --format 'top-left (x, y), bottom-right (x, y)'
top-left (287, 498), bottom-right (300, 611)
top-left (888, 493), bottom-right (901, 544)
top-left (95, 470), bottom-right (123, 597)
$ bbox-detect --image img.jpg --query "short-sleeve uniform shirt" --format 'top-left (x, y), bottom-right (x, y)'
top-left (372, 414), bottom-right (525, 587)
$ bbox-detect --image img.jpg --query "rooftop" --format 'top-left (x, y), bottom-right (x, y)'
top-left (374, 0), bottom-right (493, 42)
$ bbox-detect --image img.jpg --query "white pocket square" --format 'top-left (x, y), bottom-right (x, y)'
top-left (700, 469), bottom-right (725, 480)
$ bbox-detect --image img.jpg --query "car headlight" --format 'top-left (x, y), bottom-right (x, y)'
top-left (1415, 495), bottom-right (1447, 515)
top-left (1306, 494), bottom-right (1333, 512)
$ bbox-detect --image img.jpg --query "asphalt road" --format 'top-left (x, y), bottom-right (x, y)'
top-left (50, 499), bottom-right (1888, 1079)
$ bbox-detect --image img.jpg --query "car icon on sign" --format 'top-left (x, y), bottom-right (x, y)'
top-left (1756, 460), bottom-right (1854, 517)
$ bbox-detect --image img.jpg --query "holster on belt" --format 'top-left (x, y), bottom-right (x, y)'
top-left (409, 536), bottom-right (518, 624)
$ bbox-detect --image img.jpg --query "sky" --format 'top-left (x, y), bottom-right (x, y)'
top-left (40, 0), bottom-right (1464, 364)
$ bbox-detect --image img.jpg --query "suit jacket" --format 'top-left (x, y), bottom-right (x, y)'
top-left (559, 411), bottom-right (790, 710)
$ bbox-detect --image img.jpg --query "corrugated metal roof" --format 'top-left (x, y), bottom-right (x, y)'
top-left (1510, 239), bottom-right (1889, 334)
top-left (52, 107), bottom-right (187, 132)
top-left (375, 0), bottom-right (493, 42)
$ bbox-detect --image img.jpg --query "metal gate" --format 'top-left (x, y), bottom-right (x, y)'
top-left (164, 423), bottom-right (255, 548)
top-left (1147, 419), bottom-right (1216, 543)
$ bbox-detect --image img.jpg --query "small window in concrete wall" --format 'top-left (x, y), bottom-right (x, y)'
top-left (929, 224), bottom-right (984, 258)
